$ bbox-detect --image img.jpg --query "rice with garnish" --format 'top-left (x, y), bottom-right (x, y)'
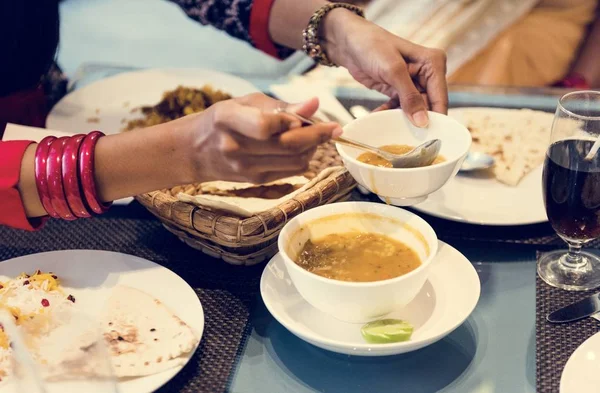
top-left (0, 271), bottom-right (76, 382)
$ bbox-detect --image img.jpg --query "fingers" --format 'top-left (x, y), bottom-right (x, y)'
top-left (229, 122), bottom-right (337, 156)
top-left (424, 65), bottom-right (448, 115)
top-left (236, 93), bottom-right (320, 119)
top-left (223, 152), bottom-right (317, 185)
top-left (373, 96), bottom-right (400, 112)
top-left (212, 100), bottom-right (301, 140)
top-left (288, 97), bottom-right (320, 118)
top-left (408, 48), bottom-right (448, 115)
top-left (381, 58), bottom-right (429, 127)
top-left (278, 122), bottom-right (339, 150)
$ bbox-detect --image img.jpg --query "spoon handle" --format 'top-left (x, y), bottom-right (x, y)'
top-left (334, 136), bottom-right (383, 155)
top-left (275, 108), bottom-right (384, 156)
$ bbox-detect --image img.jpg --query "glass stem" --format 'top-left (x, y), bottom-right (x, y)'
top-left (561, 241), bottom-right (586, 269)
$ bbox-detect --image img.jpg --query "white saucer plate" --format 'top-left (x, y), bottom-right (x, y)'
top-left (561, 331), bottom-right (600, 393)
top-left (0, 250), bottom-right (204, 393)
top-left (260, 241), bottom-right (480, 356)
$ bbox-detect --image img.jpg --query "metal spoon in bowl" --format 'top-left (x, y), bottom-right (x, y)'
top-left (349, 104), bottom-right (496, 172)
top-left (459, 152), bottom-right (495, 172)
top-left (276, 108), bottom-right (442, 168)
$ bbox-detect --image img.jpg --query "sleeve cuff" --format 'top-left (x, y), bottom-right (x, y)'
top-left (0, 140), bottom-right (47, 231)
top-left (250, 0), bottom-right (295, 59)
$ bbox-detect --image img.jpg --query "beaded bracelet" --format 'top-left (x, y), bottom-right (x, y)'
top-left (79, 131), bottom-right (112, 214)
top-left (302, 3), bottom-right (365, 67)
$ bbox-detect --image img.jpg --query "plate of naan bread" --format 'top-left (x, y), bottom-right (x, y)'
top-left (0, 250), bottom-right (203, 393)
top-left (412, 107), bottom-right (554, 226)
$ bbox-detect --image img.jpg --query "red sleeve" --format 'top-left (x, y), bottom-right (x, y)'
top-left (249, 0), bottom-right (281, 58)
top-left (0, 141), bottom-right (47, 231)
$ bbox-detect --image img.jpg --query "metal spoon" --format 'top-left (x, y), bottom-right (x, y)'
top-left (277, 108), bottom-right (442, 168)
top-left (460, 151), bottom-right (495, 172)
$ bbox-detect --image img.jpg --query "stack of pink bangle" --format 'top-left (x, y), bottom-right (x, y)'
top-left (34, 131), bottom-right (112, 220)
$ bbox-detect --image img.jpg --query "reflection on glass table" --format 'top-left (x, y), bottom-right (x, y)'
top-left (230, 242), bottom-right (536, 393)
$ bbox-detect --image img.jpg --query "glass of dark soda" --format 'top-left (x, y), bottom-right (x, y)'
top-left (539, 91), bottom-right (600, 291)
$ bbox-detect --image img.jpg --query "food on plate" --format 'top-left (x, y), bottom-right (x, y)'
top-left (357, 144), bottom-right (446, 168)
top-left (296, 232), bottom-right (421, 282)
top-left (0, 270), bottom-right (198, 382)
top-left (0, 270), bottom-right (76, 382)
top-left (123, 85), bottom-right (232, 131)
top-left (361, 319), bottom-right (414, 344)
top-left (0, 270), bottom-right (75, 331)
top-left (101, 286), bottom-right (198, 377)
top-left (458, 108), bottom-right (555, 186)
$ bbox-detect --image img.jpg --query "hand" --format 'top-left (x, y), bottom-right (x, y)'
top-left (322, 9), bottom-right (448, 127)
top-left (177, 93), bottom-right (341, 184)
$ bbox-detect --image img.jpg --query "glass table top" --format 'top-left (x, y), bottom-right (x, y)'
top-left (229, 240), bottom-right (536, 393)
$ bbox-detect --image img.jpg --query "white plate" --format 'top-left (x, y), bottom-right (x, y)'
top-left (0, 250), bottom-right (204, 393)
top-left (561, 332), bottom-right (600, 393)
top-left (47, 68), bottom-right (261, 135)
top-left (260, 241), bottom-right (480, 356)
top-left (412, 107), bottom-right (548, 226)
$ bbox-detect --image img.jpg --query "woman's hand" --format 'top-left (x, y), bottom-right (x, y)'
top-left (178, 93), bottom-right (341, 184)
top-left (322, 9), bottom-right (448, 127)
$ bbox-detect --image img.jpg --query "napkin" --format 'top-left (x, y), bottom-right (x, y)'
top-left (2, 123), bottom-right (74, 141)
top-left (2, 123), bottom-right (132, 205)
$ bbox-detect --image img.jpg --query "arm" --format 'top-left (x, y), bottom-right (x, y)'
top-left (168, 0), bottom-right (295, 58)
top-left (17, 122), bottom-right (195, 219)
top-left (169, 0), bottom-right (447, 124)
top-left (6, 94), bottom-right (338, 224)
top-left (571, 15), bottom-right (600, 87)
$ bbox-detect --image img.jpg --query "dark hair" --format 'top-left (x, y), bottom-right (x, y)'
top-left (0, 1), bottom-right (60, 96)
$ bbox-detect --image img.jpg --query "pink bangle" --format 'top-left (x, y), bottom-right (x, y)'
top-left (34, 136), bottom-right (59, 218)
top-left (47, 137), bottom-right (76, 220)
top-left (62, 134), bottom-right (91, 218)
top-left (79, 131), bottom-right (111, 214)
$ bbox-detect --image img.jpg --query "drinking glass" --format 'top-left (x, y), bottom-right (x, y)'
top-left (538, 90), bottom-right (600, 291)
top-left (0, 310), bottom-right (118, 393)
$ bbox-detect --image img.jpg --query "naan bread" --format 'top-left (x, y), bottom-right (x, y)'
top-left (178, 167), bottom-right (341, 217)
top-left (451, 108), bottom-right (555, 186)
top-left (199, 176), bottom-right (309, 195)
top-left (101, 286), bottom-right (198, 377)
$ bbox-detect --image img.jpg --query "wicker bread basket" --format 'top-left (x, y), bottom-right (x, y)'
top-left (135, 141), bottom-right (356, 265)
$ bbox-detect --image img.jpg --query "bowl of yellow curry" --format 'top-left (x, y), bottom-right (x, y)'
top-left (278, 202), bottom-right (437, 323)
top-left (336, 109), bottom-right (471, 206)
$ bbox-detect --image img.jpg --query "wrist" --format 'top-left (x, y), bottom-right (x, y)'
top-left (94, 122), bottom-right (194, 201)
top-left (320, 7), bottom-right (363, 66)
top-left (148, 120), bottom-right (198, 187)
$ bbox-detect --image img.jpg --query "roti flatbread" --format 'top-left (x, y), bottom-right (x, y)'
top-left (101, 286), bottom-right (198, 378)
top-left (451, 108), bottom-right (555, 186)
top-left (178, 167), bottom-right (341, 217)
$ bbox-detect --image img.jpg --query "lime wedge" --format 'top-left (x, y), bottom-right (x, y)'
top-left (361, 319), bottom-right (413, 344)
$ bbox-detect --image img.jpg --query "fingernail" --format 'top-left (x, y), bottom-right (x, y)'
top-left (332, 126), bottom-right (343, 138)
top-left (413, 111), bottom-right (429, 128)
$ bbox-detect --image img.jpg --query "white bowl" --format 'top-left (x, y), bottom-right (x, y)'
top-left (337, 110), bottom-right (472, 206)
top-left (278, 202), bottom-right (438, 323)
